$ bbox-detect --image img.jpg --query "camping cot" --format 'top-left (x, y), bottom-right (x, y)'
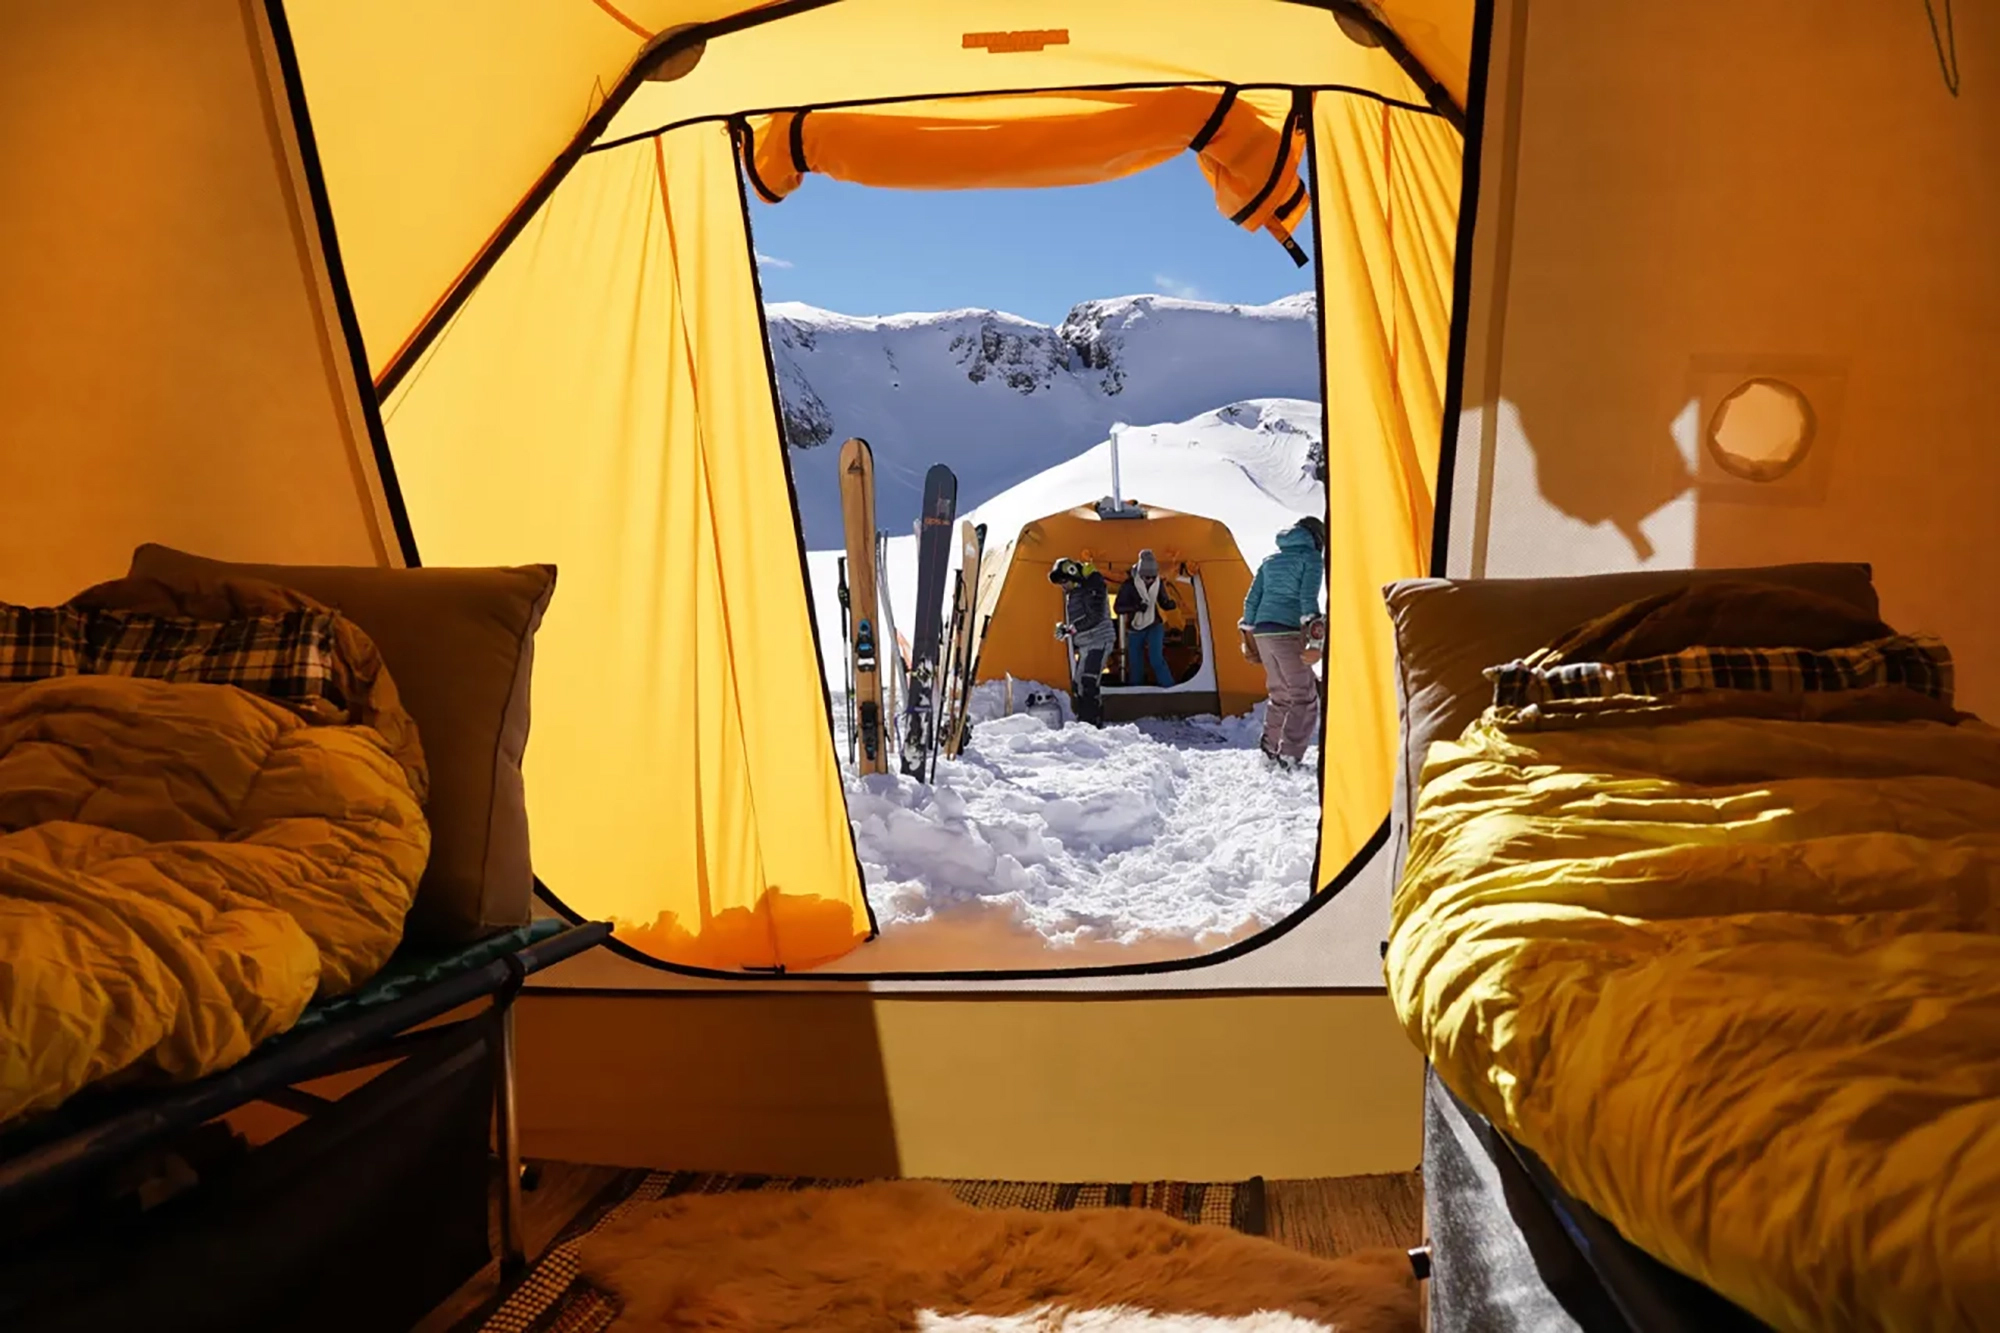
top-left (0, 920), bottom-right (610, 1333)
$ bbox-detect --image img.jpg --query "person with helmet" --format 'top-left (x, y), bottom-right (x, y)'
top-left (1048, 556), bottom-right (1114, 727)
top-left (1237, 515), bottom-right (1328, 769)
top-left (1114, 547), bottom-right (1179, 686)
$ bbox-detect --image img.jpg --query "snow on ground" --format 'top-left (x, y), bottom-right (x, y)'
top-left (796, 397), bottom-right (1327, 971)
top-left (809, 684), bottom-right (1318, 973)
top-left (767, 262), bottom-right (1335, 977)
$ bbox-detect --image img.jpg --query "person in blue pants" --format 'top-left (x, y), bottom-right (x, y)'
top-left (1115, 548), bottom-right (1179, 686)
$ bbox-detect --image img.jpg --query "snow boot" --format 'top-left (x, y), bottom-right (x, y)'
top-left (1076, 693), bottom-right (1104, 728)
top-left (1262, 740), bottom-right (1305, 772)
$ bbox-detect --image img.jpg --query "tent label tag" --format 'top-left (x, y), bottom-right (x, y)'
top-left (963, 29), bottom-right (1069, 54)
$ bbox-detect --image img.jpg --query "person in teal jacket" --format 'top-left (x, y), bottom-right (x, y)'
top-left (1238, 516), bottom-right (1327, 768)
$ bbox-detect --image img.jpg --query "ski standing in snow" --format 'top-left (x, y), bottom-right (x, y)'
top-left (874, 529), bottom-right (908, 769)
top-left (837, 438), bottom-right (888, 775)
top-left (939, 520), bottom-right (987, 759)
top-left (902, 464), bottom-right (958, 779)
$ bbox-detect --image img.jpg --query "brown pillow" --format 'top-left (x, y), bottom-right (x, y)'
top-left (64, 573), bottom-right (430, 800)
top-left (129, 543), bottom-right (556, 945)
top-left (1380, 562), bottom-right (1878, 878)
top-left (1535, 580), bottom-right (1894, 667)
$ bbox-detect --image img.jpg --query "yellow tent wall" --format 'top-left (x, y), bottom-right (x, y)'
top-left (973, 505), bottom-right (1265, 717)
top-left (514, 991), bottom-right (1422, 1180)
top-left (381, 123), bottom-right (871, 972)
top-left (1447, 0), bottom-right (1999, 719)
top-left (279, 0), bottom-right (1447, 388)
top-left (0, 0), bottom-right (398, 605)
top-left (284, 0), bottom-right (761, 378)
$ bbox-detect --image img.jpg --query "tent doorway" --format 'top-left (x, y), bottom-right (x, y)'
top-left (363, 3), bottom-right (1465, 978)
top-left (751, 101), bottom-right (1339, 973)
top-left (1104, 566), bottom-right (1213, 722)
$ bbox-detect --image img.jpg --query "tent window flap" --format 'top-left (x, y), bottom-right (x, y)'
top-left (740, 86), bottom-right (1312, 262)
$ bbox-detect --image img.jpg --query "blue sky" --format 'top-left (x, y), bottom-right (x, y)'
top-left (746, 154), bottom-right (1316, 325)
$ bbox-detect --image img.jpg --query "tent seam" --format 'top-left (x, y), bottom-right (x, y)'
top-left (652, 135), bottom-right (728, 940)
top-left (587, 81), bottom-right (1447, 158)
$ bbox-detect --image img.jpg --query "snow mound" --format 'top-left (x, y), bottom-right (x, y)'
top-left (770, 292), bottom-right (1319, 545)
top-left (818, 685), bottom-right (1316, 970)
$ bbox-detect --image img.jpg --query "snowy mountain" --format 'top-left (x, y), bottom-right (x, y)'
top-left (770, 292), bottom-right (1320, 547)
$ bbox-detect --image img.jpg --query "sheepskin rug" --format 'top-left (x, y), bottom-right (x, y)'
top-left (575, 1180), bottom-right (1418, 1332)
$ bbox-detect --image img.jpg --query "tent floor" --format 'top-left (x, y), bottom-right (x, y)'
top-left (416, 1161), bottom-right (1424, 1333)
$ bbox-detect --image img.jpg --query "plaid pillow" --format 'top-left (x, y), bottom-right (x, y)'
top-left (83, 608), bottom-right (348, 713)
top-left (1487, 634), bottom-right (1954, 711)
top-left (0, 605), bottom-right (88, 680)
top-left (0, 601), bottom-right (347, 714)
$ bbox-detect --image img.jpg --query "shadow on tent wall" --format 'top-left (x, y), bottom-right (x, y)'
top-left (517, 993), bottom-right (904, 1178)
top-left (1450, 0), bottom-right (1999, 719)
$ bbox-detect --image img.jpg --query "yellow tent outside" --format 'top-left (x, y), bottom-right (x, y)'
top-left (973, 504), bottom-right (1265, 721)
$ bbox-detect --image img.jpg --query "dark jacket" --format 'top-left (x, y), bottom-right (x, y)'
top-left (1114, 574), bottom-right (1177, 625)
top-left (1059, 570), bottom-right (1111, 637)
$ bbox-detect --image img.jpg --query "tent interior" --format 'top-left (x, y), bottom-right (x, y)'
top-left (1, 0), bottom-right (1996, 1328)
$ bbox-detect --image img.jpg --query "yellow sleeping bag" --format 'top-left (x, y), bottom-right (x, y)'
top-left (1389, 711), bottom-right (2000, 1331)
top-left (0, 577), bottom-right (430, 1127)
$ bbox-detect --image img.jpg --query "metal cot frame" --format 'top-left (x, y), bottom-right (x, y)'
top-left (1418, 1066), bottom-right (1771, 1332)
top-left (0, 920), bottom-right (612, 1331)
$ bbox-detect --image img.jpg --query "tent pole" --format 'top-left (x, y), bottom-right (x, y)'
top-left (837, 555), bottom-right (855, 764)
top-left (1109, 422), bottom-right (1126, 508)
top-left (494, 1000), bottom-right (526, 1276)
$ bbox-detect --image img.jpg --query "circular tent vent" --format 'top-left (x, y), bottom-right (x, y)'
top-left (1705, 377), bottom-right (1816, 482)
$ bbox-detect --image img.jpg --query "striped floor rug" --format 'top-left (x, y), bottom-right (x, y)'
top-left (462, 1172), bottom-right (1269, 1333)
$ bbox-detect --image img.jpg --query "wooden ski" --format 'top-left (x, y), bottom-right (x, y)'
top-left (838, 438), bottom-right (887, 775)
top-left (935, 566), bottom-right (968, 771)
top-left (941, 521), bottom-right (987, 758)
top-left (875, 528), bottom-right (908, 769)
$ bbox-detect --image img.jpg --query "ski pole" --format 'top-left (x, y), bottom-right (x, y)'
top-left (837, 555), bottom-right (854, 765)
